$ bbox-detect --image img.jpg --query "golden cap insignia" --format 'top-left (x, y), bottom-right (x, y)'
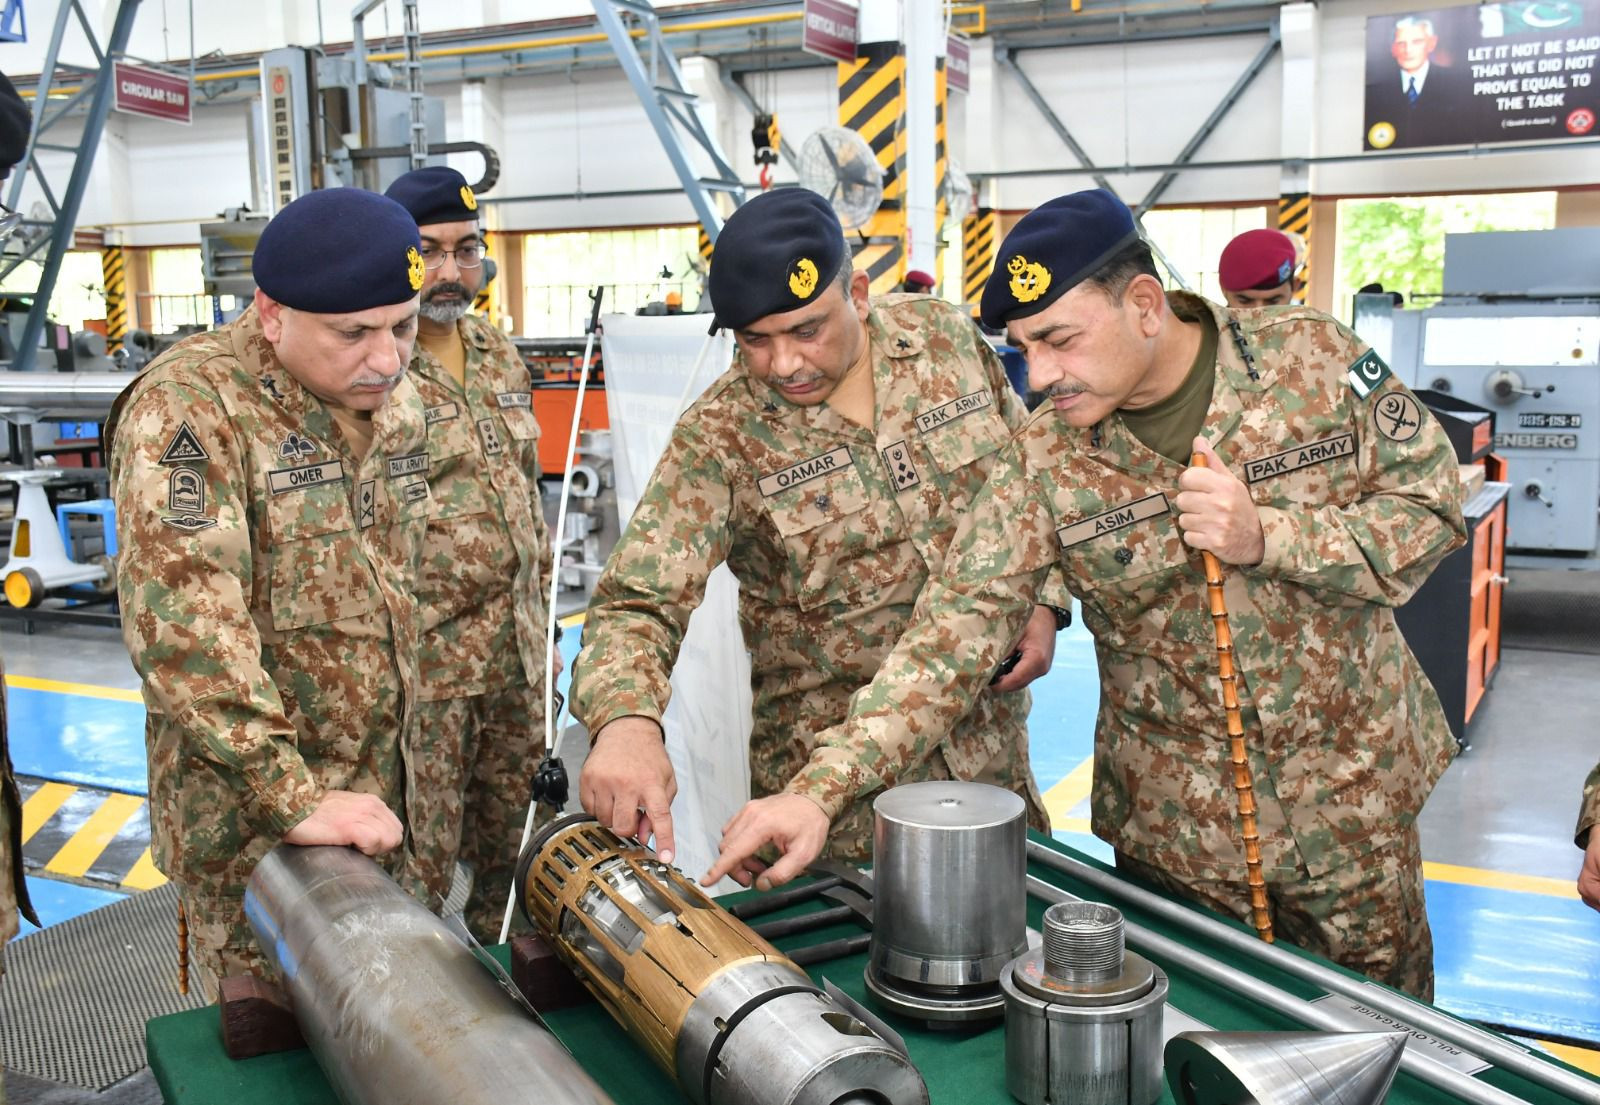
top-left (788, 257), bottom-right (819, 299)
top-left (1007, 254), bottom-right (1052, 304)
top-left (406, 246), bottom-right (425, 291)
top-left (460, 185), bottom-right (478, 211)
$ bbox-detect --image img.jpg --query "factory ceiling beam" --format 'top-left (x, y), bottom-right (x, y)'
top-left (1, 0), bottom-right (142, 373)
top-left (993, 46), bottom-right (1192, 289)
top-left (1134, 23), bottom-right (1282, 216)
top-left (592, 0), bottom-right (747, 241)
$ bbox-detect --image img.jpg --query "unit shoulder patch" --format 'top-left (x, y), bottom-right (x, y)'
top-left (1374, 391), bottom-right (1423, 443)
top-left (1347, 349), bottom-right (1392, 400)
top-left (158, 422), bottom-right (210, 467)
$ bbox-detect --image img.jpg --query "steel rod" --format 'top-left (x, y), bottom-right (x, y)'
top-left (1028, 844), bottom-right (1600, 1105)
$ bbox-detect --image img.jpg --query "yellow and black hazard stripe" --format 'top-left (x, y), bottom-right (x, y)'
top-left (933, 57), bottom-right (949, 290)
top-left (102, 246), bottom-right (127, 353)
top-left (17, 776), bottom-right (165, 892)
top-left (839, 41), bottom-right (906, 295)
top-left (962, 206), bottom-right (997, 307)
top-left (473, 236), bottom-right (494, 318)
top-left (1278, 191), bottom-right (1311, 302)
top-left (698, 227), bottom-right (714, 268)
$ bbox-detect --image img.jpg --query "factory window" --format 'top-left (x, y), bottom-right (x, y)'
top-left (522, 226), bottom-right (700, 337)
top-left (1331, 192), bottom-right (1558, 322)
top-left (0, 251), bottom-right (106, 332)
top-left (1139, 206), bottom-right (1272, 302)
top-left (141, 247), bottom-right (218, 334)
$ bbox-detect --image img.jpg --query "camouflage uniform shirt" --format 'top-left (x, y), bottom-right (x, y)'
top-left (799, 295), bottom-right (1467, 880)
top-left (2, 653), bottom-right (41, 953)
top-left (572, 296), bottom-right (1069, 837)
top-left (109, 307), bottom-right (429, 906)
top-left (1580, 763), bottom-right (1599, 848)
top-left (410, 313), bottom-right (552, 699)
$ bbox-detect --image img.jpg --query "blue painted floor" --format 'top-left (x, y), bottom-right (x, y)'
top-left (9, 612), bottom-right (1600, 1051)
top-left (13, 875), bottom-right (126, 941)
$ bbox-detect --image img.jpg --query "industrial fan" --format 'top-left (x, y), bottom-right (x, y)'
top-left (796, 125), bottom-right (884, 231)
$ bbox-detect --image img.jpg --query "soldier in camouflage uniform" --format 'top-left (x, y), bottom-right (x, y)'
top-left (2, 654), bottom-right (41, 1009)
top-left (109, 189), bottom-right (430, 997)
top-left (1579, 764), bottom-right (1600, 912)
top-left (719, 190), bottom-right (1465, 999)
top-left (574, 189), bottom-right (1070, 888)
top-left (0, 72), bottom-right (39, 1071)
top-left (385, 168), bottom-right (555, 940)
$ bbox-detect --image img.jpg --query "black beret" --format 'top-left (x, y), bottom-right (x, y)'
top-left (708, 188), bottom-right (846, 332)
top-left (0, 72), bottom-right (32, 175)
top-left (979, 189), bottom-right (1141, 329)
top-left (384, 166), bottom-right (480, 227)
top-left (253, 189), bottom-right (423, 314)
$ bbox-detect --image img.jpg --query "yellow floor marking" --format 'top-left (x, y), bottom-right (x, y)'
top-left (121, 847), bottom-right (168, 891)
top-left (1042, 756), bottom-right (1093, 827)
top-left (1053, 817), bottom-right (1092, 835)
top-left (1423, 861), bottom-right (1579, 901)
top-left (558, 612), bottom-right (585, 629)
top-left (20, 781), bottom-right (77, 843)
top-left (6, 673), bottom-right (143, 704)
top-left (1540, 1041), bottom-right (1600, 1078)
top-left (43, 793), bottom-right (146, 878)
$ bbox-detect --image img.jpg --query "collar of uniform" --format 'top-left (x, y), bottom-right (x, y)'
top-left (227, 304), bottom-right (313, 421)
top-left (867, 301), bottom-right (925, 359)
top-left (458, 311), bottom-right (498, 353)
top-left (1170, 290), bottom-right (1268, 395)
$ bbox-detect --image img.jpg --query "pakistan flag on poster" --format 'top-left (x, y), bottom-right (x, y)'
top-left (1364, 1), bottom-right (1599, 151)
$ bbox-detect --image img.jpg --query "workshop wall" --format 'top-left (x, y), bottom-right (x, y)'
top-left (4, 1), bottom-right (1598, 246)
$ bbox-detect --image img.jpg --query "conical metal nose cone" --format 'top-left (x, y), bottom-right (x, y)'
top-left (1165, 1030), bottom-right (1407, 1105)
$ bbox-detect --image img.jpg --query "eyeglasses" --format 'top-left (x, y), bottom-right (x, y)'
top-left (418, 242), bottom-right (484, 270)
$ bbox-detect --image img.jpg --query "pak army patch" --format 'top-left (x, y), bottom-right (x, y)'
top-left (1347, 349), bottom-right (1392, 400)
top-left (1374, 391), bottom-right (1423, 443)
top-left (158, 422), bottom-right (210, 467)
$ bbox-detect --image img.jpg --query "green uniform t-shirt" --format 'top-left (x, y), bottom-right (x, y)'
top-left (1122, 311), bottom-right (1217, 464)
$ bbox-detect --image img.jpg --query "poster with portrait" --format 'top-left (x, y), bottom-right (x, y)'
top-left (1364, 1), bottom-right (1599, 151)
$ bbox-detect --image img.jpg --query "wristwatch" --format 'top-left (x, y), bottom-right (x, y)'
top-left (1044, 605), bottom-right (1072, 631)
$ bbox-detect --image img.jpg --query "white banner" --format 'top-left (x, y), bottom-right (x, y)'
top-left (597, 314), bottom-right (750, 888)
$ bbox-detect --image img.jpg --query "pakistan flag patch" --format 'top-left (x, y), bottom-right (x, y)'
top-left (1347, 349), bottom-right (1392, 400)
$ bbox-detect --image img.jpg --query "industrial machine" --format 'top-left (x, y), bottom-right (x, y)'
top-left (516, 813), bottom-right (929, 1105)
top-left (1371, 228), bottom-right (1600, 567)
top-left (245, 844), bottom-right (617, 1105)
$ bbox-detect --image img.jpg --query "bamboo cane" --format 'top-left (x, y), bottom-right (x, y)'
top-left (1190, 450), bottom-right (1273, 943)
top-left (176, 897), bottom-right (190, 995)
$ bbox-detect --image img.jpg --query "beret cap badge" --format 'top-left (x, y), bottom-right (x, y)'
top-left (1007, 254), bottom-right (1052, 304)
top-left (460, 184), bottom-right (478, 212)
top-left (407, 246), bottom-right (426, 292)
top-left (788, 257), bottom-right (819, 299)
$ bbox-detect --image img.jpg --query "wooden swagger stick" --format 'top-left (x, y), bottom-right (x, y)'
top-left (1190, 451), bottom-right (1274, 944)
top-left (177, 897), bottom-right (190, 995)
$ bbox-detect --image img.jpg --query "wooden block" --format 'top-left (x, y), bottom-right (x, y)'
top-left (510, 934), bottom-right (592, 1012)
top-left (219, 975), bottom-right (304, 1060)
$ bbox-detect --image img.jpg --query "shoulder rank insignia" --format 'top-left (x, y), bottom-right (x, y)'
top-left (1347, 349), bottom-right (1392, 400)
top-left (158, 422), bottom-right (210, 467)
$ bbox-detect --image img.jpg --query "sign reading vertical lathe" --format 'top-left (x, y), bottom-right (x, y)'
top-left (947, 36), bottom-right (971, 92)
top-left (112, 61), bottom-right (192, 125)
top-left (803, 0), bottom-right (859, 63)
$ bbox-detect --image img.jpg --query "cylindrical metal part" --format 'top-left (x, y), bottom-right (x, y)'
top-left (1002, 903), bottom-right (1168, 1105)
top-left (867, 781), bottom-right (1027, 1023)
top-left (244, 844), bottom-right (616, 1105)
top-left (0, 370), bottom-right (132, 416)
top-left (1025, 875), bottom-right (1536, 1105)
top-left (1025, 842), bottom-right (1600, 1105)
top-left (518, 814), bottom-right (928, 1105)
